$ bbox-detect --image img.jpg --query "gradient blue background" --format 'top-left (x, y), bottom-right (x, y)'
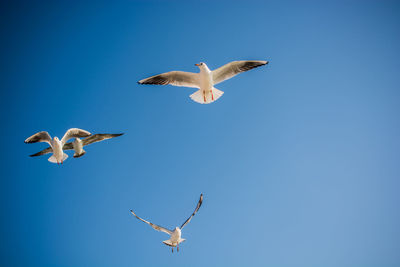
top-left (1, 1), bottom-right (399, 266)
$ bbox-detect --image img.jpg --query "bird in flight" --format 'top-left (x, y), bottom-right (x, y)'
top-left (29, 133), bottom-right (124, 158)
top-left (25, 128), bottom-right (91, 164)
top-left (138, 60), bottom-right (268, 104)
top-left (130, 193), bottom-right (203, 253)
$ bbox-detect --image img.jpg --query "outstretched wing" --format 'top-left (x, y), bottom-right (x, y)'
top-left (130, 210), bottom-right (172, 235)
top-left (61, 128), bottom-right (91, 144)
top-left (212, 60), bottom-right (268, 85)
top-left (30, 147), bottom-right (52, 157)
top-left (180, 193), bottom-right (203, 229)
top-left (25, 131), bottom-right (52, 146)
top-left (82, 133), bottom-right (124, 146)
top-left (29, 143), bottom-right (74, 157)
top-left (138, 71), bottom-right (199, 88)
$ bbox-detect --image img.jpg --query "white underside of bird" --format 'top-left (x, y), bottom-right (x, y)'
top-left (130, 194), bottom-right (203, 253)
top-left (138, 60), bottom-right (268, 104)
top-left (162, 227), bottom-right (186, 248)
top-left (25, 128), bottom-right (91, 164)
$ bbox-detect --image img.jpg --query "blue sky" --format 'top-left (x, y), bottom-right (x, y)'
top-left (1, 0), bottom-right (400, 266)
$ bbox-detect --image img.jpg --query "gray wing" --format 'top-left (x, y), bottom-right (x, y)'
top-left (212, 60), bottom-right (268, 85)
top-left (25, 131), bottom-right (52, 145)
top-left (30, 143), bottom-right (74, 157)
top-left (180, 193), bottom-right (203, 229)
top-left (29, 147), bottom-right (52, 157)
top-left (138, 71), bottom-right (199, 88)
top-left (130, 210), bottom-right (173, 235)
top-left (82, 133), bottom-right (124, 146)
top-left (61, 128), bottom-right (91, 144)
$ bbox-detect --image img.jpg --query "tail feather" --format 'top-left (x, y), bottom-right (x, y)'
top-left (73, 149), bottom-right (86, 158)
top-left (190, 88), bottom-right (224, 104)
top-left (48, 155), bottom-right (57, 163)
top-left (48, 153), bottom-right (68, 163)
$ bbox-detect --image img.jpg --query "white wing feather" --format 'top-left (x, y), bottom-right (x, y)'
top-left (61, 128), bottom-right (91, 144)
top-left (138, 71), bottom-right (199, 88)
top-left (130, 210), bottom-right (173, 235)
top-left (212, 60), bottom-right (268, 85)
top-left (25, 131), bottom-right (52, 146)
top-left (180, 194), bottom-right (203, 229)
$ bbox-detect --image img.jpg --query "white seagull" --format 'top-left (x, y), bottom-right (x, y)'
top-left (130, 193), bottom-right (203, 253)
top-left (29, 133), bottom-right (124, 158)
top-left (138, 60), bottom-right (268, 104)
top-left (25, 128), bottom-right (91, 164)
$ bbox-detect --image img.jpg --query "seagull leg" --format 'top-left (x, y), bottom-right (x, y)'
top-left (172, 247), bottom-right (173, 253)
top-left (177, 245), bottom-right (179, 252)
top-left (211, 89), bottom-right (214, 101)
top-left (203, 92), bottom-right (206, 103)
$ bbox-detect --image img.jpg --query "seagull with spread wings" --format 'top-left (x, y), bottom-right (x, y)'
top-left (138, 60), bottom-right (268, 104)
top-left (130, 193), bottom-right (203, 253)
top-left (29, 133), bottom-right (124, 158)
top-left (25, 128), bottom-right (91, 164)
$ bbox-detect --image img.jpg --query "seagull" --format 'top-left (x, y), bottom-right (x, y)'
top-left (138, 60), bottom-right (268, 104)
top-left (130, 193), bottom-right (203, 253)
top-left (24, 128), bottom-right (91, 164)
top-left (29, 133), bottom-right (124, 158)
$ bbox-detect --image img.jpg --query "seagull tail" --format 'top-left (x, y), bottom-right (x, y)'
top-left (73, 149), bottom-right (86, 158)
top-left (47, 153), bottom-right (68, 163)
top-left (189, 88), bottom-right (224, 104)
top-left (48, 155), bottom-right (57, 163)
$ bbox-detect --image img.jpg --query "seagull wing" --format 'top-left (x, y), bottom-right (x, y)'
top-left (61, 128), bottom-right (91, 144)
top-left (212, 60), bottom-right (268, 85)
top-left (82, 133), bottom-right (124, 146)
top-left (130, 210), bottom-right (173, 235)
top-left (30, 142), bottom-right (73, 157)
top-left (25, 131), bottom-right (52, 146)
top-left (138, 71), bottom-right (199, 88)
top-left (29, 147), bottom-right (53, 157)
top-left (180, 193), bottom-right (203, 229)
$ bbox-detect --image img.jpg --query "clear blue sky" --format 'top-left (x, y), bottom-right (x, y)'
top-left (1, 0), bottom-right (400, 266)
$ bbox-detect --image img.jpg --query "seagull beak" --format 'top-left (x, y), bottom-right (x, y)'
top-left (195, 63), bottom-right (200, 66)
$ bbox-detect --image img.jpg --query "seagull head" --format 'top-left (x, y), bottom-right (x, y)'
top-left (54, 137), bottom-right (60, 142)
top-left (195, 62), bottom-right (210, 72)
top-left (195, 62), bottom-right (206, 68)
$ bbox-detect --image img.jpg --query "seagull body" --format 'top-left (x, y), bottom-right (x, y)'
top-left (130, 194), bottom-right (203, 253)
top-left (138, 60), bottom-right (268, 104)
top-left (164, 227), bottom-right (185, 248)
top-left (29, 133), bottom-right (124, 158)
top-left (73, 138), bottom-right (84, 157)
top-left (25, 128), bottom-right (91, 164)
